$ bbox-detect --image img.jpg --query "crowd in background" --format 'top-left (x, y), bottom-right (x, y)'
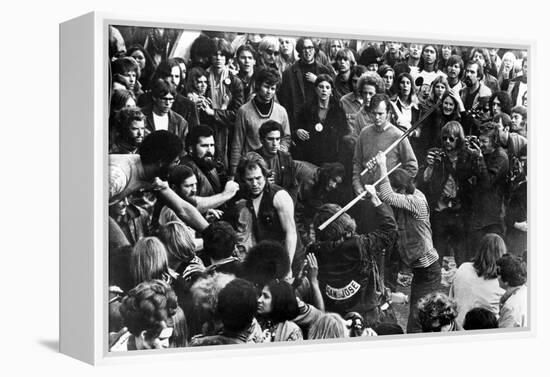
top-left (107, 26), bottom-right (528, 351)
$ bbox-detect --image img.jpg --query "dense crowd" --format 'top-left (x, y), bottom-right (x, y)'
top-left (107, 26), bottom-right (528, 351)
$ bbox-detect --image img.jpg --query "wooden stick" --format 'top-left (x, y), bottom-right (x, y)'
top-left (318, 163), bottom-right (402, 231)
top-left (360, 100), bottom-right (440, 176)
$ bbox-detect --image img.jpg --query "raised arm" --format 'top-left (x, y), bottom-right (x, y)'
top-left (194, 180), bottom-right (240, 212)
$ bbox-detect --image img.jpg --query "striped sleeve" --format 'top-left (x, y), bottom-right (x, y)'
top-left (377, 179), bottom-right (429, 220)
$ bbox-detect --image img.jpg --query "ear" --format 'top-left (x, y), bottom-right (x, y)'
top-left (136, 330), bottom-right (151, 350)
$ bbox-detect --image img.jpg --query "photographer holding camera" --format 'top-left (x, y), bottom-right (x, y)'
top-left (419, 121), bottom-right (479, 268)
top-left (466, 121), bottom-right (509, 261)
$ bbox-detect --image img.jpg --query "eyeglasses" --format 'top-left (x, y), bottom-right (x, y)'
top-left (303, 46), bottom-right (315, 51)
top-left (159, 97), bottom-right (175, 103)
top-left (265, 49), bottom-right (279, 56)
top-left (442, 136), bottom-right (456, 142)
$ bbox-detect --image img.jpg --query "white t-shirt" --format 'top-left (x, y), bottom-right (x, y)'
top-left (449, 262), bottom-right (505, 327)
top-left (153, 113), bottom-right (169, 131)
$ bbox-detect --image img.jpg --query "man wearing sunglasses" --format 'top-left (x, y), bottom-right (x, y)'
top-left (420, 121), bottom-right (479, 268)
top-left (257, 36), bottom-right (281, 72)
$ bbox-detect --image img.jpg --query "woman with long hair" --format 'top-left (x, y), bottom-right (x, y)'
top-left (276, 36), bottom-right (298, 76)
top-left (127, 44), bottom-right (156, 92)
top-left (130, 236), bottom-right (177, 288)
top-left (295, 74), bottom-right (351, 166)
top-left (157, 221), bottom-right (203, 275)
top-left (421, 89), bottom-right (463, 150)
top-left (256, 280), bottom-right (303, 342)
top-left (489, 90), bottom-right (513, 117)
top-left (449, 233), bottom-right (506, 327)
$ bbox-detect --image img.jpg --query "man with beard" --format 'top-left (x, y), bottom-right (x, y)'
top-left (181, 125), bottom-right (232, 198)
top-left (231, 152), bottom-right (300, 279)
top-left (229, 68), bottom-right (291, 177)
top-left (466, 122), bottom-right (509, 261)
top-left (445, 55), bottom-right (465, 93)
top-left (159, 165), bottom-right (239, 224)
top-left (254, 120), bottom-right (299, 201)
top-left (460, 60), bottom-right (492, 113)
top-left (110, 107), bottom-right (146, 154)
top-left (142, 78), bottom-right (189, 142)
top-left (109, 131), bottom-right (209, 249)
top-left (278, 37), bottom-right (334, 132)
top-left (419, 121), bottom-right (478, 267)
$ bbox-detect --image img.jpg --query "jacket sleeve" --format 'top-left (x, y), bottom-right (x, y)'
top-left (475, 150), bottom-right (509, 189)
top-left (398, 136), bottom-right (419, 178)
top-left (359, 203), bottom-right (398, 259)
top-left (352, 132), bottom-right (365, 194)
top-left (212, 75), bottom-right (245, 128)
top-left (229, 108), bottom-right (246, 176)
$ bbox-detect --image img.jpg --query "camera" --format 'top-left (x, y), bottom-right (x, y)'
top-left (428, 148), bottom-right (446, 162)
top-left (465, 135), bottom-right (480, 148)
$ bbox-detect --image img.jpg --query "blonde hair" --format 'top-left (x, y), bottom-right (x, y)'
top-left (130, 237), bottom-right (170, 286)
top-left (158, 221), bottom-right (196, 267)
top-left (308, 312), bottom-right (348, 339)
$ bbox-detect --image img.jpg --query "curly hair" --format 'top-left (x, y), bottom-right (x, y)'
top-left (217, 278), bottom-right (258, 332)
top-left (119, 279), bottom-right (179, 338)
top-left (463, 307), bottom-right (498, 330)
top-left (357, 71), bottom-right (386, 95)
top-left (417, 292), bottom-right (458, 332)
top-left (190, 272), bottom-right (235, 315)
top-left (497, 254), bottom-right (527, 287)
top-left (241, 240), bottom-right (290, 287)
top-left (139, 130), bottom-right (183, 166)
top-left (202, 221), bottom-right (237, 261)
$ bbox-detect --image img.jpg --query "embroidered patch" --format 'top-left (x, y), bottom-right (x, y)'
top-left (325, 280), bottom-right (361, 301)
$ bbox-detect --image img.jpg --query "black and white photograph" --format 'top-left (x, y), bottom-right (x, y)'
top-left (107, 23), bottom-right (529, 352)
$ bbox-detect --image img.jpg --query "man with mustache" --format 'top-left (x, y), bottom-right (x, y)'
top-left (181, 125), bottom-right (235, 199)
top-left (460, 60), bottom-right (492, 114)
top-left (109, 131), bottom-right (209, 250)
top-left (109, 107), bottom-right (146, 154)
